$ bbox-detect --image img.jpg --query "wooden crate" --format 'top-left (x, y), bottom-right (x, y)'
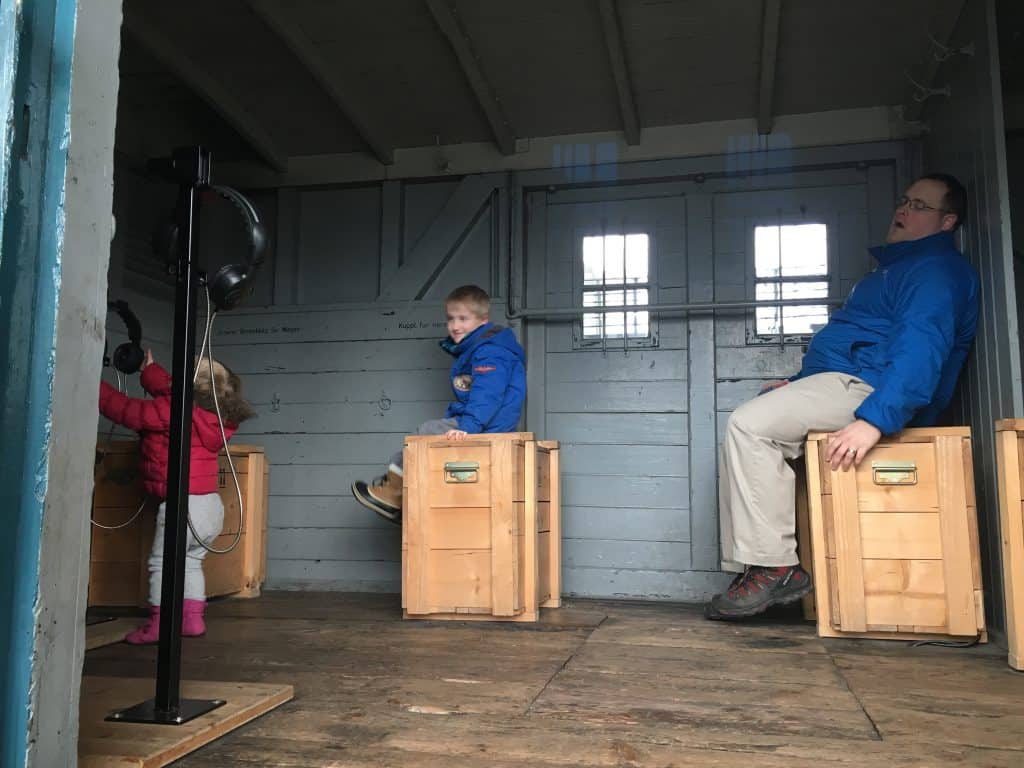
top-left (802, 427), bottom-right (986, 641)
top-left (995, 419), bottom-right (1024, 669)
top-left (402, 432), bottom-right (561, 622)
top-left (89, 440), bottom-right (269, 607)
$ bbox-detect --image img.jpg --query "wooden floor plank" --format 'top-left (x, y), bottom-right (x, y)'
top-left (85, 618), bottom-right (135, 651)
top-left (80, 592), bottom-right (1024, 767)
top-left (79, 677), bottom-right (293, 768)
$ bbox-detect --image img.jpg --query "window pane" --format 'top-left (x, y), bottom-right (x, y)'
top-left (755, 227), bottom-right (782, 278)
top-left (582, 288), bottom-right (650, 339)
top-left (625, 234), bottom-right (649, 283)
top-left (583, 237), bottom-right (605, 285)
top-left (755, 223), bottom-right (827, 278)
top-left (583, 233), bottom-right (648, 286)
top-left (755, 281), bottom-right (829, 336)
top-left (583, 288), bottom-right (647, 308)
top-left (780, 224), bottom-right (827, 276)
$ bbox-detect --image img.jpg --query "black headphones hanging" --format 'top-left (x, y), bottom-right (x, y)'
top-left (153, 185), bottom-right (266, 312)
top-left (105, 299), bottom-right (145, 375)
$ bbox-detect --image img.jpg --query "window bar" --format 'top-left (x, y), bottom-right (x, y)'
top-left (600, 222), bottom-right (608, 356)
top-left (775, 213), bottom-right (785, 349)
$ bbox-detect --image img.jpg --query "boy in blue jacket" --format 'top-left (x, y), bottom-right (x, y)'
top-left (707, 173), bottom-right (980, 620)
top-left (352, 284), bottom-right (526, 523)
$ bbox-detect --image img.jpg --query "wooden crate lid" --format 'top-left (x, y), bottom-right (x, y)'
top-left (405, 431), bottom-right (534, 444)
top-left (807, 426), bottom-right (971, 441)
top-left (225, 444), bottom-right (265, 455)
top-left (995, 419), bottom-right (1024, 432)
top-left (98, 439), bottom-right (264, 457)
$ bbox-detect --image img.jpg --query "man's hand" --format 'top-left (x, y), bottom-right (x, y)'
top-left (758, 380), bottom-right (789, 395)
top-left (445, 429), bottom-right (468, 441)
top-left (824, 419), bottom-right (882, 471)
top-left (142, 349), bottom-right (154, 369)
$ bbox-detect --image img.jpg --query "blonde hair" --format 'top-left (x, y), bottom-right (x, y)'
top-left (445, 284), bottom-right (490, 318)
top-left (194, 357), bottom-right (255, 425)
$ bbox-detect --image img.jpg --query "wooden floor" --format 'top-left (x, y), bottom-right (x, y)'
top-left (83, 592), bottom-right (1024, 767)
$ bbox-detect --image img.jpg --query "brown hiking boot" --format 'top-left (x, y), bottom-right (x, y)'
top-left (352, 466), bottom-right (403, 524)
top-left (704, 565), bottom-right (813, 620)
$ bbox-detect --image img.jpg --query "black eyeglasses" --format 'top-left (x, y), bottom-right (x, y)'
top-left (895, 196), bottom-right (948, 213)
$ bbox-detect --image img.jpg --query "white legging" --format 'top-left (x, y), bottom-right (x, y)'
top-left (148, 493), bottom-right (225, 604)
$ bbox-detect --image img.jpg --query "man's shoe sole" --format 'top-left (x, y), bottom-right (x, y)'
top-left (352, 481), bottom-right (401, 524)
top-left (704, 581), bottom-right (814, 621)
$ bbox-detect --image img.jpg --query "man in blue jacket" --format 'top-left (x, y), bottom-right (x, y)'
top-left (706, 174), bottom-right (979, 620)
top-left (352, 284), bottom-right (526, 523)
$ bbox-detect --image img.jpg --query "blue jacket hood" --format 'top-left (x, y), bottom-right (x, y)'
top-left (440, 323), bottom-right (526, 364)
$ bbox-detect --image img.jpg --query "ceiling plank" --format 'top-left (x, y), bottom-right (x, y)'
top-left (247, 0), bottom-right (394, 166)
top-left (424, 0), bottom-right (516, 156)
top-left (902, 0), bottom-right (969, 123)
top-left (757, 0), bottom-right (782, 135)
top-left (598, 0), bottom-right (641, 145)
top-left (122, 10), bottom-right (288, 173)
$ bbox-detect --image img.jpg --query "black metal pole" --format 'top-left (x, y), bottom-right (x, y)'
top-left (108, 147), bottom-right (225, 725)
top-left (153, 150), bottom-right (204, 714)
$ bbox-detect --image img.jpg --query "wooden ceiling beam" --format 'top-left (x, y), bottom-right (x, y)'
top-left (598, 0), bottom-right (641, 145)
top-left (247, 0), bottom-right (394, 166)
top-left (757, 0), bottom-right (782, 135)
top-left (123, 10), bottom-right (289, 173)
top-left (425, 0), bottom-right (516, 156)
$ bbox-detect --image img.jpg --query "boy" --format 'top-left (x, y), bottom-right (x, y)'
top-left (352, 285), bottom-right (526, 523)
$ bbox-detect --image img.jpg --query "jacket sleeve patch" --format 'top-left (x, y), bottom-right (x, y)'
top-left (473, 365), bottom-right (497, 373)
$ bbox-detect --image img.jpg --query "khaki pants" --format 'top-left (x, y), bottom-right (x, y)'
top-left (719, 372), bottom-right (873, 572)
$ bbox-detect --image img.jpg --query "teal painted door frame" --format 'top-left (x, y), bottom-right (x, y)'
top-left (0, 0), bottom-right (79, 765)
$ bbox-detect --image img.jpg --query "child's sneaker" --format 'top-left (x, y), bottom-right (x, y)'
top-left (352, 465), bottom-right (403, 524)
top-left (124, 605), bottom-right (161, 645)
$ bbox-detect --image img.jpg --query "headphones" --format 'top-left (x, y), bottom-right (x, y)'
top-left (154, 185), bottom-right (267, 311)
top-left (106, 300), bottom-right (145, 375)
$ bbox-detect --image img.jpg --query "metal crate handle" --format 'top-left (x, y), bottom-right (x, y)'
top-left (444, 461), bottom-right (480, 484)
top-left (871, 460), bottom-right (918, 486)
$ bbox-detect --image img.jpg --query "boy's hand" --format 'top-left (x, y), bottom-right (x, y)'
top-left (445, 429), bottom-right (468, 441)
top-left (142, 349), bottom-right (154, 369)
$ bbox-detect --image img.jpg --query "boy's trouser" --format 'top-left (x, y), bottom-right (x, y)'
top-left (389, 417), bottom-right (459, 470)
top-left (719, 372), bottom-right (874, 572)
top-left (148, 493), bottom-right (225, 604)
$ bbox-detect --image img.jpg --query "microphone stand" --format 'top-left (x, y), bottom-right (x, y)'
top-left (107, 146), bottom-right (225, 725)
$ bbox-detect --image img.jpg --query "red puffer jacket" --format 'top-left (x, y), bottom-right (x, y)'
top-left (98, 363), bottom-right (237, 499)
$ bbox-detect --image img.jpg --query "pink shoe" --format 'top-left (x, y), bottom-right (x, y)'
top-left (124, 605), bottom-right (161, 645)
top-left (182, 599), bottom-right (207, 637)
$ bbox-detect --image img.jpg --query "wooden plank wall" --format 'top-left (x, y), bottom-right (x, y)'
top-left (924, 0), bottom-right (1024, 636)
top-left (103, 145), bottom-right (911, 600)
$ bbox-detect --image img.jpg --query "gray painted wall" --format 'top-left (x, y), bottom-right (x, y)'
top-left (527, 165), bottom-right (901, 600)
top-left (1008, 136), bottom-right (1024, 369)
top-left (199, 143), bottom-right (914, 599)
top-left (924, 0), bottom-right (1022, 636)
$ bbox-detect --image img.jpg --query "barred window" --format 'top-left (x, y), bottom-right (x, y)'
top-left (754, 223), bottom-right (829, 337)
top-left (581, 233), bottom-right (650, 340)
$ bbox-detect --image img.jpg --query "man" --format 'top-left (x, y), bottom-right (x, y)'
top-left (706, 173), bottom-right (979, 620)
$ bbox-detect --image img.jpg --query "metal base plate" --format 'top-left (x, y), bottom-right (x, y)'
top-left (106, 697), bottom-right (226, 725)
